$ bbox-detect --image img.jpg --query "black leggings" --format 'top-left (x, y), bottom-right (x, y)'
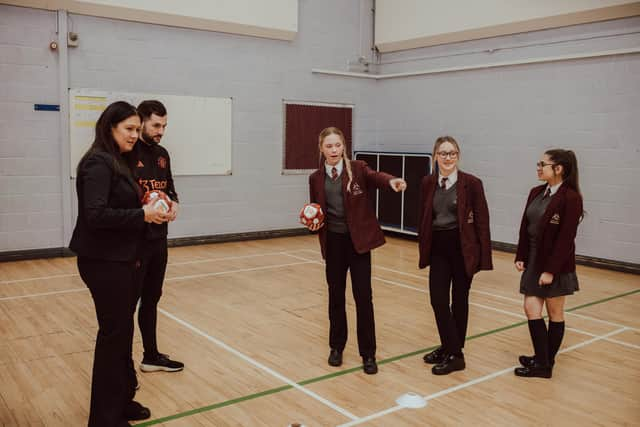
top-left (428, 229), bottom-right (473, 356)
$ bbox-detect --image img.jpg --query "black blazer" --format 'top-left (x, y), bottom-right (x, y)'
top-left (69, 151), bottom-right (146, 262)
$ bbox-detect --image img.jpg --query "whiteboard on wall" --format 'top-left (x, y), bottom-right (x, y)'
top-left (69, 89), bottom-right (232, 177)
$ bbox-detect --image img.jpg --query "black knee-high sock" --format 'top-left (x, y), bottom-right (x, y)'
top-left (527, 319), bottom-right (549, 366)
top-left (548, 321), bottom-right (565, 365)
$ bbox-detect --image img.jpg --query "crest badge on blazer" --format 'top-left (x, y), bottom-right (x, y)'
top-left (467, 211), bottom-right (474, 223)
top-left (352, 182), bottom-right (364, 196)
top-left (550, 213), bottom-right (561, 224)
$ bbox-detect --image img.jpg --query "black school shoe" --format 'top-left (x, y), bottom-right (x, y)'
top-left (140, 353), bottom-right (184, 372)
top-left (514, 363), bottom-right (552, 379)
top-left (362, 357), bottom-right (378, 375)
top-left (423, 346), bottom-right (446, 364)
top-left (519, 354), bottom-right (555, 368)
top-left (432, 354), bottom-right (465, 375)
top-left (124, 401), bottom-right (151, 421)
top-left (328, 349), bottom-right (343, 367)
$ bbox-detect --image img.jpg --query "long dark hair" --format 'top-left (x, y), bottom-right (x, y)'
top-left (78, 101), bottom-right (140, 177)
top-left (545, 149), bottom-right (581, 196)
top-left (546, 148), bottom-right (584, 220)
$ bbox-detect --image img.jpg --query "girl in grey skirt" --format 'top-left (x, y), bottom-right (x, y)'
top-left (513, 149), bottom-right (584, 378)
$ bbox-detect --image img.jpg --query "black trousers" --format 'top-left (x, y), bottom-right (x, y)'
top-left (137, 238), bottom-right (168, 359)
top-left (428, 229), bottom-right (473, 356)
top-left (78, 257), bottom-right (140, 427)
top-left (325, 231), bottom-right (376, 358)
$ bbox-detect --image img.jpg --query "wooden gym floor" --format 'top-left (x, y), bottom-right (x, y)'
top-left (0, 235), bottom-right (638, 426)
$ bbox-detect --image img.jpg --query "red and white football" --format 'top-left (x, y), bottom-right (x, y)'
top-left (299, 203), bottom-right (324, 227)
top-left (142, 190), bottom-right (172, 213)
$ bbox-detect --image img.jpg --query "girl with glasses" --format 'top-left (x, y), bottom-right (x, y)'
top-left (417, 136), bottom-right (493, 375)
top-left (514, 149), bottom-right (583, 378)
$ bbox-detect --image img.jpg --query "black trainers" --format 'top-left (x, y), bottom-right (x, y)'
top-left (140, 353), bottom-right (184, 372)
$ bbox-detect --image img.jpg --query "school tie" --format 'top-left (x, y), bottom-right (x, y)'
top-left (543, 188), bottom-right (551, 198)
top-left (440, 177), bottom-right (448, 189)
top-left (331, 167), bottom-right (338, 181)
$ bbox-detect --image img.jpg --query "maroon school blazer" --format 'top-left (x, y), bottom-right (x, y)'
top-left (309, 160), bottom-right (395, 259)
top-left (418, 171), bottom-right (493, 277)
top-left (515, 183), bottom-right (583, 274)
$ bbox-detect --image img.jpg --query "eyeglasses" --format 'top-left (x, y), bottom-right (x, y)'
top-left (437, 151), bottom-right (459, 159)
top-left (536, 161), bottom-right (556, 169)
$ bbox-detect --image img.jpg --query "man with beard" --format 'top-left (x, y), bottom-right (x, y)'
top-left (130, 100), bottom-right (184, 384)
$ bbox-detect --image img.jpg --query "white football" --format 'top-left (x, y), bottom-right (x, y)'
top-left (154, 199), bottom-right (169, 213)
top-left (303, 205), bottom-right (318, 218)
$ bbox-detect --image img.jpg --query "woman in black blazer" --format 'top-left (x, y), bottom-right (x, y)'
top-left (514, 149), bottom-right (583, 379)
top-left (69, 102), bottom-right (166, 427)
top-left (418, 136), bottom-right (493, 375)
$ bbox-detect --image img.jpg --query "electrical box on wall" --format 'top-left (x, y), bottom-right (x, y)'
top-left (67, 32), bottom-right (79, 47)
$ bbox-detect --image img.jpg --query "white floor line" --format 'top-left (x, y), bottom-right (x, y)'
top-left (0, 249), bottom-right (300, 284)
top-left (290, 249), bottom-right (640, 335)
top-left (567, 326), bottom-right (640, 350)
top-left (0, 287), bottom-right (88, 301)
top-left (372, 276), bottom-right (640, 350)
top-left (0, 273), bottom-right (79, 285)
top-left (158, 307), bottom-right (359, 421)
top-left (164, 261), bottom-right (313, 281)
top-left (282, 252), bottom-right (323, 264)
top-left (565, 310), bottom-right (640, 332)
top-left (0, 260), bottom-right (314, 301)
top-left (337, 327), bottom-right (628, 427)
top-left (168, 251), bottom-right (291, 266)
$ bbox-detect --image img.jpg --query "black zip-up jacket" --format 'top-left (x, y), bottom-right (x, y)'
top-left (129, 139), bottom-right (179, 240)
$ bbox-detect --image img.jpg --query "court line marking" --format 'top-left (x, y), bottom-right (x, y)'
top-left (370, 276), bottom-right (640, 351)
top-left (136, 286), bottom-right (639, 425)
top-left (2, 247), bottom-right (637, 423)
top-left (0, 250), bottom-right (303, 285)
top-left (335, 327), bottom-right (629, 427)
top-left (0, 260), bottom-right (314, 301)
top-left (289, 250), bottom-right (640, 332)
top-left (164, 260), bottom-right (314, 282)
top-left (0, 287), bottom-right (88, 301)
top-left (157, 308), bottom-right (358, 421)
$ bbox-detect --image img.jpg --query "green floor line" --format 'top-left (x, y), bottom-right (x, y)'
top-left (135, 286), bottom-right (638, 426)
top-left (135, 385), bottom-right (292, 426)
top-left (566, 288), bottom-right (640, 312)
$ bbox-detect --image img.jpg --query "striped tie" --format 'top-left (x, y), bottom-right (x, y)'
top-left (331, 167), bottom-right (338, 181)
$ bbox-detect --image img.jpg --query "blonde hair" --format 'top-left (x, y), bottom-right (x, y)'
top-left (432, 135), bottom-right (461, 170)
top-left (318, 127), bottom-right (353, 192)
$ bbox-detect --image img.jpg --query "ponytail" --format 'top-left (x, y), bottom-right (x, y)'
top-left (545, 148), bottom-right (584, 220)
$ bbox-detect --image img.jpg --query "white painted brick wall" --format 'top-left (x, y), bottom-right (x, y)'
top-left (0, 5), bottom-right (61, 251)
top-left (368, 18), bottom-right (640, 264)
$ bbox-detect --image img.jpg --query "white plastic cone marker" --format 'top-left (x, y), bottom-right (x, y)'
top-left (396, 392), bottom-right (427, 409)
